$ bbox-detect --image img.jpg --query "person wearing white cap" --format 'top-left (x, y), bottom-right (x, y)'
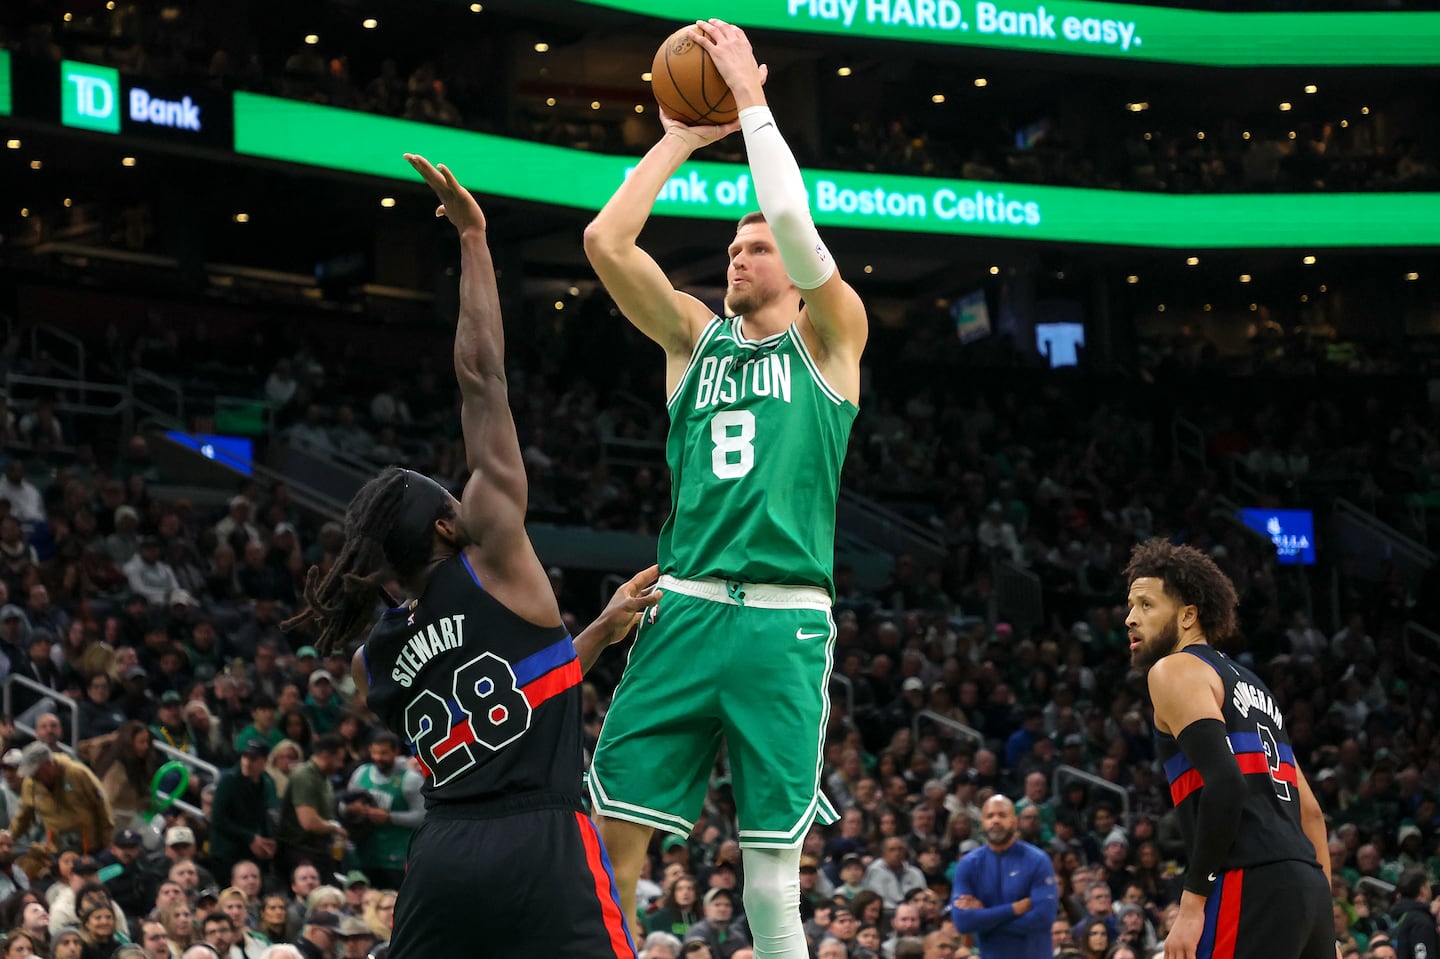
top-left (215, 496), bottom-right (262, 550)
top-left (154, 825), bottom-right (219, 892)
top-left (302, 671), bottom-right (341, 735)
top-left (105, 505), bottom-right (142, 567)
top-left (682, 889), bottom-right (749, 959)
top-left (8, 741), bottom-right (114, 852)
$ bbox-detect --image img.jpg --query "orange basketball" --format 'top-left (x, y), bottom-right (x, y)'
top-left (650, 25), bottom-right (738, 125)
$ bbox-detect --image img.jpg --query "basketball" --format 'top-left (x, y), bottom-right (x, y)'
top-left (651, 25), bottom-right (738, 125)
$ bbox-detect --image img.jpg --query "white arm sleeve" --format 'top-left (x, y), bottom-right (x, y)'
top-left (739, 105), bottom-right (835, 291)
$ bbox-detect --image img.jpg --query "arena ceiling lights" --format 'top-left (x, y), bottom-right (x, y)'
top-left (233, 94), bottom-right (1440, 249)
top-left (567, 0), bottom-right (1440, 66)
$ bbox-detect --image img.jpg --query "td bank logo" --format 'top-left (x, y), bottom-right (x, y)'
top-left (61, 61), bottom-right (120, 134)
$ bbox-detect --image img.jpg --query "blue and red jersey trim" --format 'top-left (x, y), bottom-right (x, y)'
top-left (513, 636), bottom-right (582, 709)
top-left (1163, 732), bottom-right (1296, 805)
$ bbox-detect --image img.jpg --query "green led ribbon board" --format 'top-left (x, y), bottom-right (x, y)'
top-left (233, 94), bottom-right (1440, 249)
top-left (572, 0), bottom-right (1440, 66)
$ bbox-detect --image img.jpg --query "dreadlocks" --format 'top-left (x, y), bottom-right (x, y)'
top-left (283, 467), bottom-right (452, 654)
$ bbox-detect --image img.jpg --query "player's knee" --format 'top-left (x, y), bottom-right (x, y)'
top-left (740, 848), bottom-right (801, 907)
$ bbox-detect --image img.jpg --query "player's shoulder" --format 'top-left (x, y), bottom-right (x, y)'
top-left (1146, 645), bottom-right (1216, 689)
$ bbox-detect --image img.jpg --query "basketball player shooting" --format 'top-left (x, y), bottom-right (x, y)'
top-left (583, 18), bottom-right (867, 959)
top-left (285, 154), bottom-right (660, 959)
top-left (1125, 541), bottom-right (1337, 959)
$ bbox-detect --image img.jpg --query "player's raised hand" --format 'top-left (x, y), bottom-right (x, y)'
top-left (594, 564), bottom-right (663, 645)
top-left (404, 153), bottom-right (486, 235)
top-left (687, 19), bottom-right (768, 104)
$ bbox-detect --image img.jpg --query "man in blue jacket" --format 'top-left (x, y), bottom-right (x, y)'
top-left (951, 795), bottom-right (1057, 959)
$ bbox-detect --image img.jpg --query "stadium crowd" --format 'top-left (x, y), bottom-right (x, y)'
top-left (0, 291), bottom-right (1426, 959)
top-left (0, 5), bottom-right (1437, 957)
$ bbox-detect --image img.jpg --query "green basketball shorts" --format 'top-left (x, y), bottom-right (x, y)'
top-left (588, 574), bottom-right (840, 849)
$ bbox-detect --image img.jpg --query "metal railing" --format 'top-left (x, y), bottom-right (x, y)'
top-left (1053, 764), bottom-right (1131, 827)
top-left (3, 675), bottom-right (79, 756)
top-left (151, 742), bottom-right (219, 823)
top-left (1224, 460), bottom-right (1264, 506)
top-left (994, 560), bottom-right (1043, 638)
top-left (128, 369), bottom-right (186, 429)
top-left (1171, 415), bottom-right (1207, 469)
top-left (30, 323), bottom-right (85, 381)
top-left (912, 709), bottom-right (985, 751)
top-left (1406, 495), bottom-right (1434, 547)
top-left (838, 490), bottom-right (947, 567)
top-left (1402, 621), bottom-right (1440, 680)
top-left (3, 374), bottom-right (131, 449)
top-left (153, 741), bottom-right (221, 786)
top-left (266, 441), bottom-right (372, 507)
top-left (2, 677), bottom-right (211, 822)
top-left (1335, 498), bottom-right (1436, 564)
top-left (1333, 497), bottom-right (1436, 590)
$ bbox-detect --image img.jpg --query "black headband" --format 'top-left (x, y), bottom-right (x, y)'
top-left (381, 470), bottom-right (453, 565)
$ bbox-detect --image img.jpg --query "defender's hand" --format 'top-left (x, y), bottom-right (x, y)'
top-left (595, 565), bottom-right (662, 645)
top-left (405, 153), bottom-right (486, 235)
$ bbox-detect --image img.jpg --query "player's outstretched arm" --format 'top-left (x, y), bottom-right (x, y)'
top-left (582, 119), bottom-right (727, 359)
top-left (694, 19), bottom-right (868, 371)
top-left (1149, 653), bottom-right (1244, 959)
top-left (405, 154), bottom-right (528, 557)
top-left (572, 565), bottom-right (662, 674)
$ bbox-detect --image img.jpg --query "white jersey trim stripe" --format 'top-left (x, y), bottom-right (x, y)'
top-left (789, 327), bottom-right (848, 407)
top-left (665, 316), bottom-right (724, 411)
top-left (588, 769), bottom-right (696, 833)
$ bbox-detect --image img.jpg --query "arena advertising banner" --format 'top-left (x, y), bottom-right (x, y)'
top-left (571, 0), bottom-right (1440, 66)
top-left (0, 50), bottom-right (11, 117)
top-left (233, 94), bottom-right (1440, 249)
top-left (1236, 508), bottom-right (1317, 565)
top-left (46, 59), bottom-right (233, 146)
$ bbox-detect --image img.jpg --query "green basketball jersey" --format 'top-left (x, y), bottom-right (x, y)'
top-left (352, 764), bottom-right (413, 870)
top-left (658, 316), bottom-right (857, 594)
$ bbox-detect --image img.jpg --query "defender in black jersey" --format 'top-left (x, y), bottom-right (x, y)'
top-left (1124, 541), bottom-right (1334, 959)
top-left (284, 155), bottom-right (658, 959)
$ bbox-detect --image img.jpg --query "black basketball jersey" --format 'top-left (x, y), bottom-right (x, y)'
top-left (1155, 645), bottom-right (1319, 871)
top-left (362, 552), bottom-right (583, 805)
